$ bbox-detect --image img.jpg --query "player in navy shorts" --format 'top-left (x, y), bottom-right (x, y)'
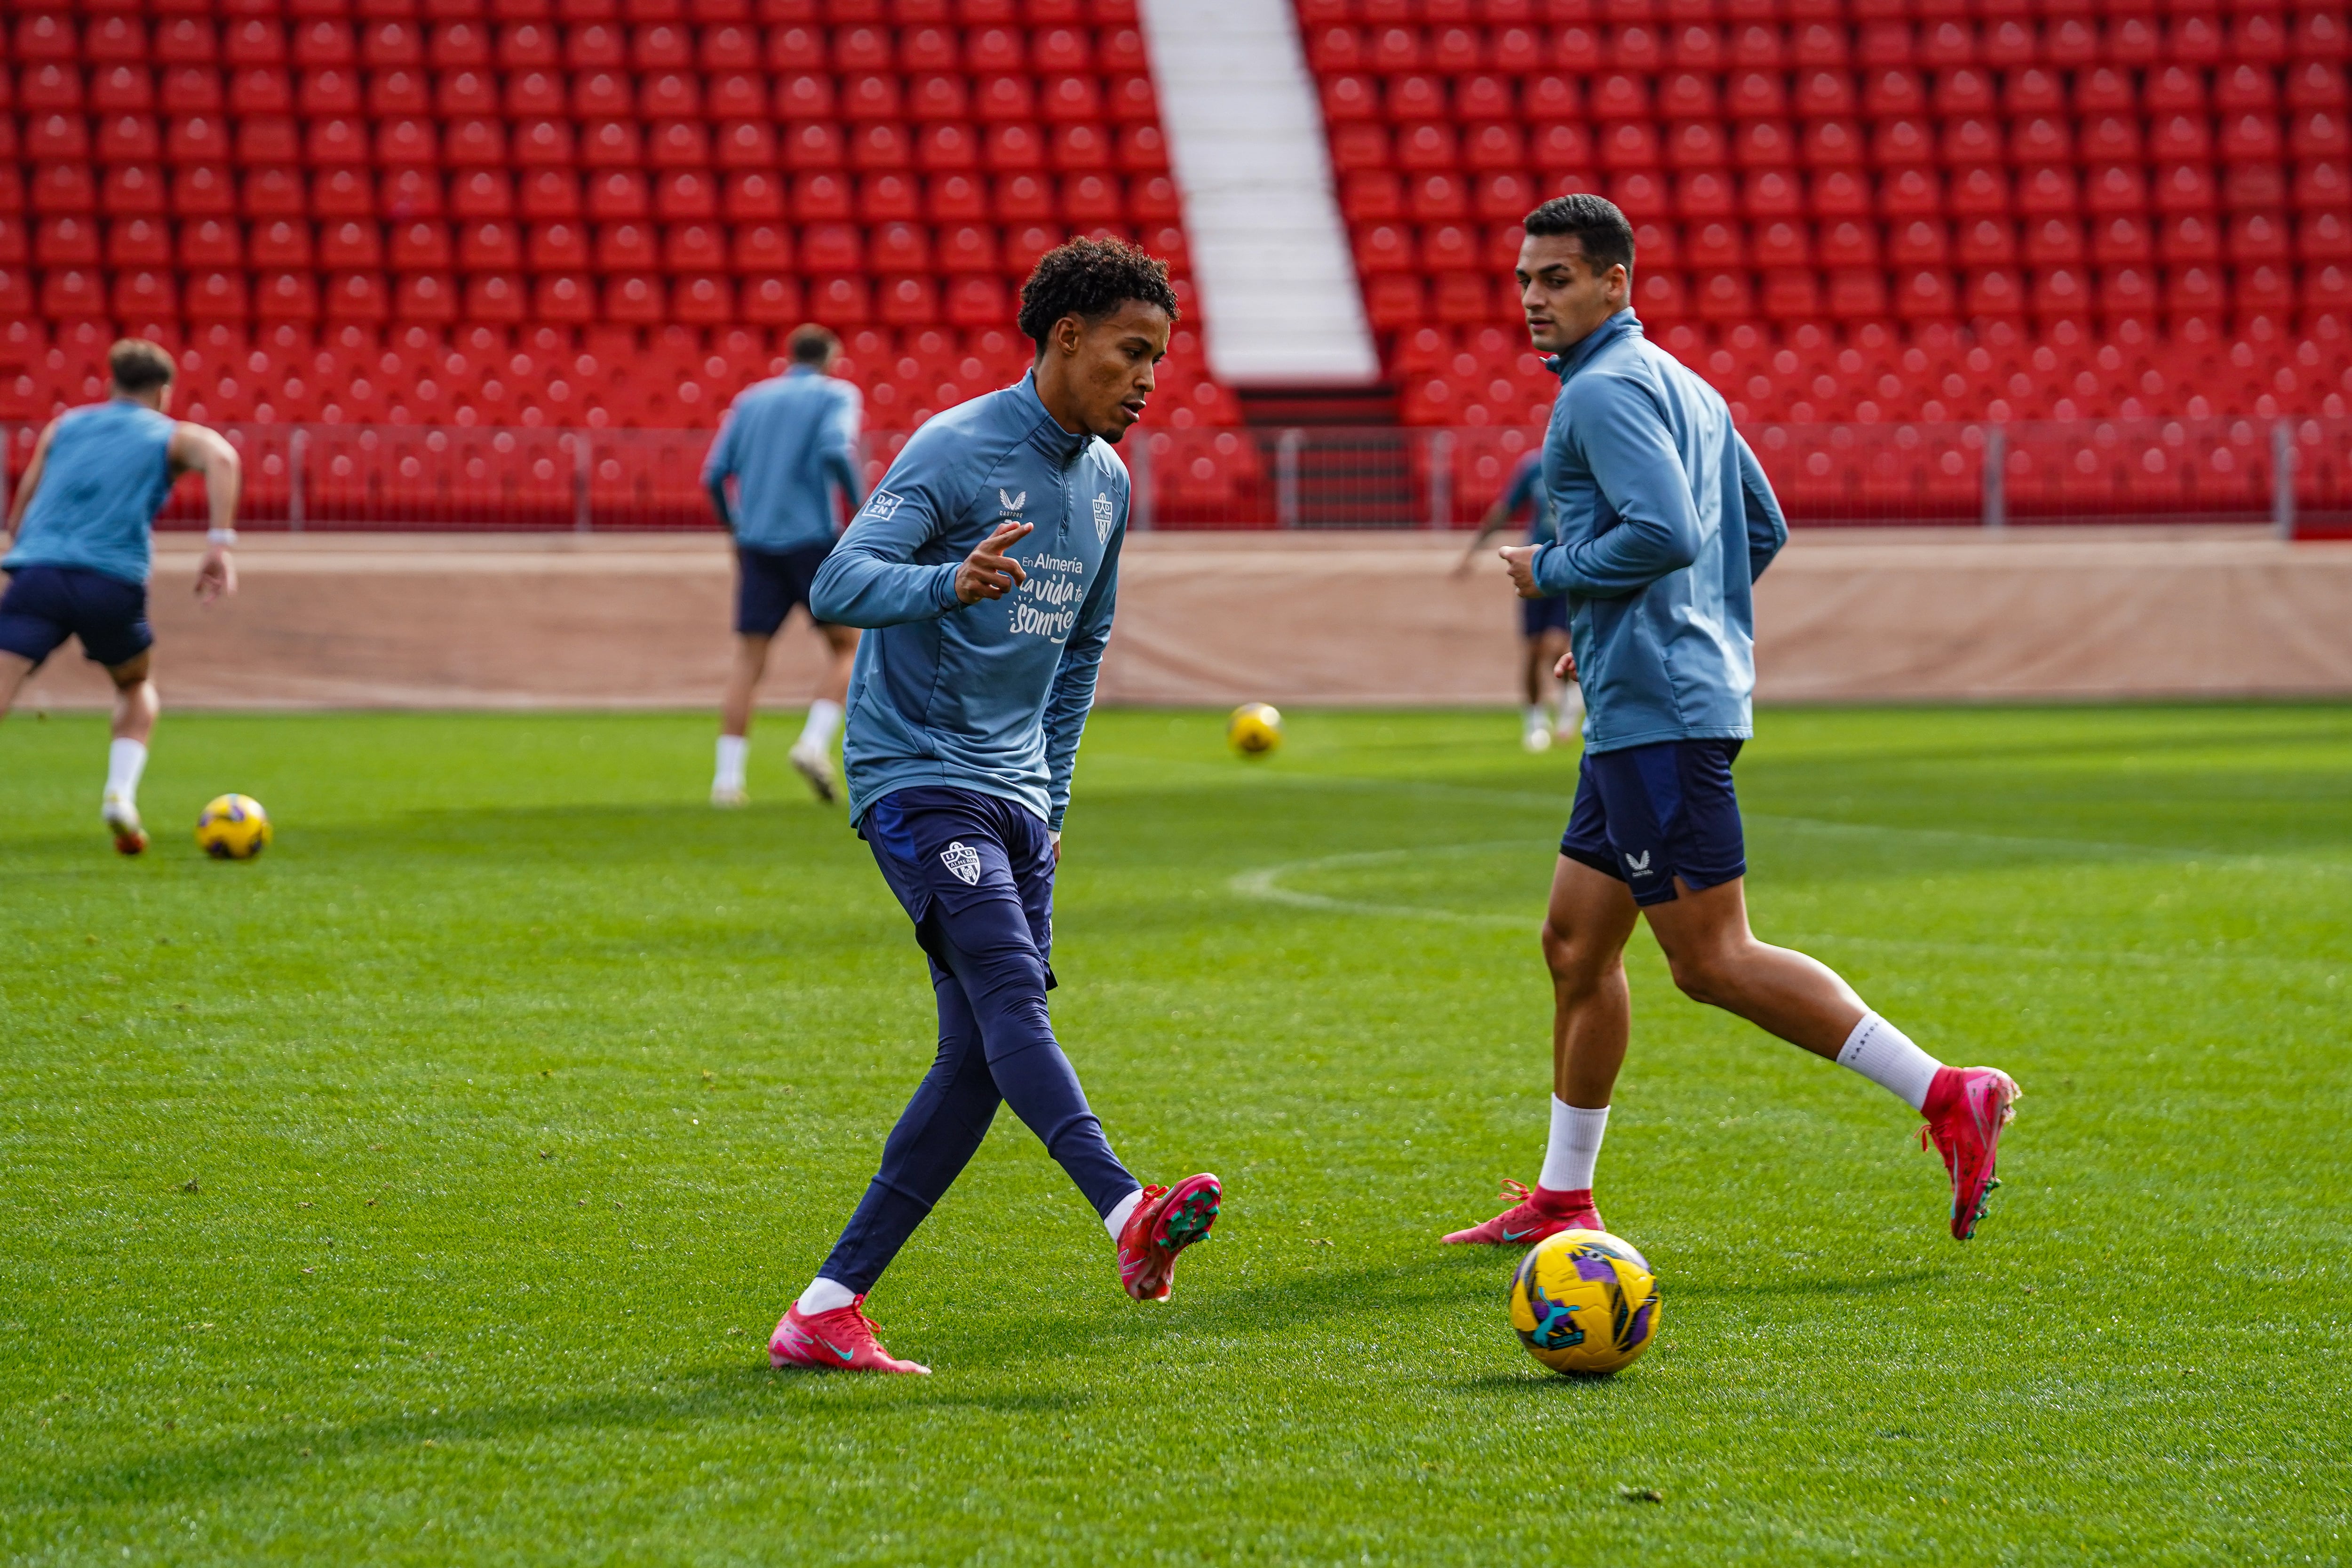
top-left (1447, 195), bottom-right (2021, 1251)
top-left (702, 324), bottom-right (866, 807)
top-left (1459, 448), bottom-right (1583, 751)
top-left (1, 339), bottom-right (242, 854)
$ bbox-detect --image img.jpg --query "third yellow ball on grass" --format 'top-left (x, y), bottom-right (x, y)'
top-left (195, 794), bottom-right (273, 860)
top-left (1226, 703), bottom-right (1283, 758)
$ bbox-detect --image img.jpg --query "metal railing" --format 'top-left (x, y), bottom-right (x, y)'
top-left (4, 418), bottom-right (2345, 535)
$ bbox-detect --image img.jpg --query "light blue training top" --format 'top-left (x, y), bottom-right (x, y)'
top-left (1529, 309), bottom-right (1789, 755)
top-left (1500, 449), bottom-right (1558, 546)
top-left (810, 373), bottom-right (1129, 832)
top-left (701, 366), bottom-right (865, 552)
top-left (4, 400), bottom-right (178, 586)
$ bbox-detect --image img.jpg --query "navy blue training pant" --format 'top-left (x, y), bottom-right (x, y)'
top-left (818, 786), bottom-right (1136, 1293)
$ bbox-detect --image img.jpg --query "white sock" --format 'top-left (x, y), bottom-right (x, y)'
top-left (795, 1277), bottom-right (857, 1316)
top-left (1538, 1097), bottom-right (1609, 1193)
top-left (1103, 1187), bottom-right (1144, 1242)
top-left (1523, 703), bottom-right (1548, 732)
top-left (1836, 1011), bottom-right (1944, 1111)
top-left (105, 738), bottom-right (147, 804)
top-left (714, 733), bottom-right (747, 791)
top-left (797, 698), bottom-right (843, 752)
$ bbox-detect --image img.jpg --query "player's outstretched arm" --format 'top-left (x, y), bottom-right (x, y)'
top-left (1041, 523), bottom-right (1122, 833)
top-left (1537, 376), bottom-right (1703, 600)
top-left (170, 422), bottom-right (241, 604)
top-left (1734, 431), bottom-right (1789, 583)
top-left (2, 418), bottom-right (60, 544)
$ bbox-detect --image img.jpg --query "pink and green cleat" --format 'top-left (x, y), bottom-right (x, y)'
top-left (1117, 1173), bottom-right (1222, 1302)
top-left (1920, 1065), bottom-right (2023, 1241)
top-left (768, 1297), bottom-right (930, 1375)
top-left (1441, 1179), bottom-right (1604, 1246)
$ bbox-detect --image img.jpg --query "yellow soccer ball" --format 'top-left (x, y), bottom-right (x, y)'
top-left (195, 794), bottom-right (272, 860)
top-left (1508, 1228), bottom-right (1662, 1376)
top-left (1226, 702), bottom-right (1283, 758)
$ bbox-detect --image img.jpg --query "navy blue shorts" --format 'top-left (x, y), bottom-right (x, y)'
top-left (734, 540), bottom-right (834, 637)
top-left (1559, 738), bottom-right (1747, 906)
top-left (0, 565), bottom-right (153, 670)
top-left (860, 786), bottom-right (1058, 990)
top-left (1520, 593), bottom-right (1569, 639)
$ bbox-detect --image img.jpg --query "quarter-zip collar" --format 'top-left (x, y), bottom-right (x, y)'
top-left (1011, 372), bottom-right (1089, 468)
top-left (1545, 308), bottom-right (1643, 382)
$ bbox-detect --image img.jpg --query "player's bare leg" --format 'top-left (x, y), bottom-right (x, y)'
top-left (712, 632), bottom-right (771, 805)
top-left (0, 650), bottom-right (32, 719)
top-left (1643, 875), bottom-right (2021, 1239)
top-left (1444, 857), bottom-right (1634, 1244)
top-left (785, 621), bottom-right (858, 805)
top-left (102, 650), bottom-right (157, 854)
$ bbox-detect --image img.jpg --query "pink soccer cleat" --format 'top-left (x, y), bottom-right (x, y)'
top-left (1441, 1179), bottom-right (1604, 1246)
top-left (768, 1297), bottom-right (930, 1375)
top-left (1117, 1173), bottom-right (1222, 1302)
top-left (1920, 1065), bottom-right (2022, 1241)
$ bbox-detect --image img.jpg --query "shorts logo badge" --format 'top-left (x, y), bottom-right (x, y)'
top-left (999, 488), bottom-right (1027, 514)
top-left (862, 489), bottom-right (905, 522)
top-left (1093, 492), bottom-right (1115, 542)
top-left (940, 842), bottom-right (983, 885)
top-left (1625, 850), bottom-right (1652, 874)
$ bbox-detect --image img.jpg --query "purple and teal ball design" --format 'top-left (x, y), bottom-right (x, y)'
top-left (195, 794), bottom-right (272, 860)
top-left (1507, 1228), bottom-right (1661, 1376)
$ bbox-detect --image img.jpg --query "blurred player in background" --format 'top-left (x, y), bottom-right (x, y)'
top-left (765, 241), bottom-right (1221, 1375)
top-left (702, 323), bottom-right (865, 808)
top-left (1446, 195), bottom-right (2021, 1250)
top-left (1458, 448), bottom-right (1583, 751)
top-left (0, 339), bottom-right (241, 854)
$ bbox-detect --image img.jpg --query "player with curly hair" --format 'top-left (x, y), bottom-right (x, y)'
top-left (765, 239), bottom-right (1222, 1374)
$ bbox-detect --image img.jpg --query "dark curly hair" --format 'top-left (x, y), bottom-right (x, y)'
top-left (1016, 237), bottom-right (1181, 348)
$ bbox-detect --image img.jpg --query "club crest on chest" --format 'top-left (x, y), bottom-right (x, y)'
top-left (1093, 493), bottom-right (1114, 543)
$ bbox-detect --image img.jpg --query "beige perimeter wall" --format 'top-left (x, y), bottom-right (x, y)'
top-left (13, 526), bottom-right (2352, 711)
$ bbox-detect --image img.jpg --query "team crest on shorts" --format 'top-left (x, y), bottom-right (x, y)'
top-left (1093, 493), bottom-right (1115, 542)
top-left (940, 841), bottom-right (983, 885)
top-left (862, 489), bottom-right (905, 522)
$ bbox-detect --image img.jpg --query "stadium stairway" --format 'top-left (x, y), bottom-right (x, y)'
top-left (1138, 0), bottom-right (1383, 385)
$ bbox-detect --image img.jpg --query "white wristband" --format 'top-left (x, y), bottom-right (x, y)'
top-left (207, 528), bottom-right (237, 545)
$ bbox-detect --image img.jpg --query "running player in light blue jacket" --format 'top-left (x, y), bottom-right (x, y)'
top-left (1, 339), bottom-right (242, 854)
top-left (1445, 194), bottom-right (2021, 1252)
top-left (767, 240), bottom-right (1221, 1375)
top-left (702, 323), bottom-right (866, 807)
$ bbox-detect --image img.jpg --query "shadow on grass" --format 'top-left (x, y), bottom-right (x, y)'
top-left (10, 1364), bottom-right (1102, 1513)
top-left (1673, 1266), bottom-right (1946, 1299)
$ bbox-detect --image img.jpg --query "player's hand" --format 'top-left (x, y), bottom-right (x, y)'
top-left (1500, 543), bottom-right (1543, 599)
top-left (1554, 648), bottom-right (1578, 683)
top-left (1048, 829), bottom-right (1061, 866)
top-left (195, 546), bottom-right (236, 605)
top-left (956, 520), bottom-right (1032, 604)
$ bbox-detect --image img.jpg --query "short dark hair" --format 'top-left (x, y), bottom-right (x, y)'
top-left (786, 323), bottom-right (839, 365)
top-left (1016, 236), bottom-right (1181, 348)
top-left (1522, 193), bottom-right (1637, 277)
top-left (109, 338), bottom-right (175, 393)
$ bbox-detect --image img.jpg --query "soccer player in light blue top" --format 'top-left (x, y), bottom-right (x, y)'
top-left (765, 240), bottom-right (1220, 1375)
top-left (1443, 195), bottom-right (2021, 1250)
top-left (1458, 448), bottom-right (1584, 751)
top-left (1, 339), bottom-right (242, 854)
top-left (701, 323), bottom-right (866, 807)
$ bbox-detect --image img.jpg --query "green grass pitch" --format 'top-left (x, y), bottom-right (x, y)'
top-left (3, 704), bottom-right (2347, 1565)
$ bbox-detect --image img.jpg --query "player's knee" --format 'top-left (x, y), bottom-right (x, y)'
top-left (1663, 944), bottom-right (1740, 1007)
top-left (1540, 918), bottom-right (1616, 991)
